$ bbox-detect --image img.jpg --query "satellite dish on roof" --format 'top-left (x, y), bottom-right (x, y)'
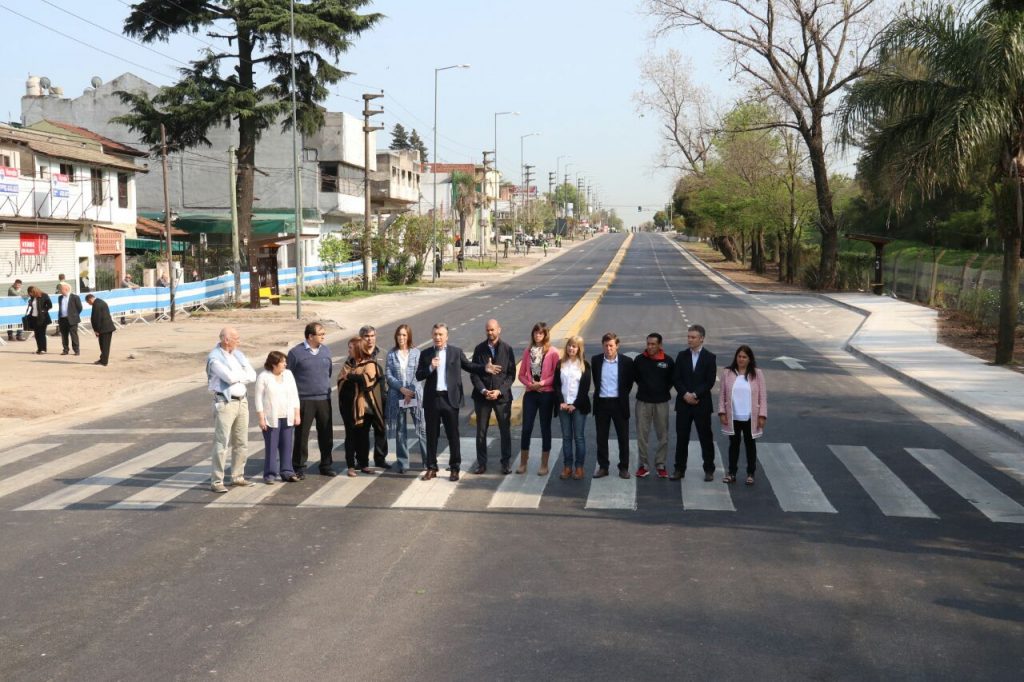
top-left (39, 76), bottom-right (51, 90)
top-left (90, 76), bottom-right (102, 88)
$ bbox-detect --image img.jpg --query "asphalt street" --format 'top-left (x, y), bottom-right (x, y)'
top-left (1, 232), bottom-right (1022, 681)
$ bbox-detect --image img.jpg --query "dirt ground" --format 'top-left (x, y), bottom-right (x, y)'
top-left (680, 238), bottom-right (1024, 372)
top-left (0, 240), bottom-right (585, 443)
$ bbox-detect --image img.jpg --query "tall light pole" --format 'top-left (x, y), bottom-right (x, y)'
top-left (493, 111), bottom-right (518, 263)
top-left (519, 132), bottom-right (539, 236)
top-left (431, 63), bottom-right (470, 283)
top-left (556, 154), bottom-right (570, 236)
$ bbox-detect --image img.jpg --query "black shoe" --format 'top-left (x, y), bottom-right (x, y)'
top-left (593, 468), bottom-right (609, 479)
top-left (35, 350), bottom-right (46, 355)
top-left (471, 464), bottom-right (487, 475)
top-left (618, 469), bottom-right (631, 480)
top-left (669, 470), bottom-right (685, 481)
top-left (703, 472), bottom-right (714, 482)
top-left (449, 470), bottom-right (460, 482)
top-left (61, 350), bottom-right (69, 355)
top-left (284, 474), bottom-right (299, 482)
top-left (295, 471), bottom-right (306, 480)
top-left (376, 461), bottom-right (392, 470)
top-left (500, 463), bottom-right (512, 475)
top-left (320, 469), bottom-right (338, 477)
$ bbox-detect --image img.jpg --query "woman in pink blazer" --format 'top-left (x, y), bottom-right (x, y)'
top-left (517, 322), bottom-right (561, 475)
top-left (718, 345), bottom-right (767, 485)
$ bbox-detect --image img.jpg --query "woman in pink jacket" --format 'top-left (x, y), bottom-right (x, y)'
top-left (718, 345), bottom-right (767, 485)
top-left (517, 322), bottom-right (561, 475)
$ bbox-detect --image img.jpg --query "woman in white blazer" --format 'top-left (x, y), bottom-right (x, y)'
top-left (718, 345), bottom-right (767, 485)
top-left (255, 350), bottom-right (301, 483)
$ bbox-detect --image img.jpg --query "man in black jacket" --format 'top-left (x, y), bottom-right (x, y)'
top-left (671, 324), bottom-right (717, 481)
top-left (56, 282), bottom-right (83, 356)
top-left (469, 319), bottom-right (517, 475)
top-left (415, 323), bottom-right (495, 482)
top-left (634, 332), bottom-right (675, 479)
top-left (85, 294), bottom-right (115, 366)
top-left (591, 332), bottom-right (635, 479)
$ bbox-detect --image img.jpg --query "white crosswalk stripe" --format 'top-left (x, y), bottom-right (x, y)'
top-left (830, 445), bottom-right (937, 518)
top-left (298, 469), bottom-right (381, 508)
top-left (758, 443), bottom-right (837, 513)
top-left (16, 442), bottom-right (202, 511)
top-left (111, 463), bottom-right (209, 511)
top-left (682, 442), bottom-right (735, 511)
top-left (906, 448), bottom-right (1024, 524)
top-left (489, 439), bottom-right (560, 509)
top-left (0, 443), bottom-right (133, 502)
top-left (0, 442), bottom-right (61, 468)
top-left (987, 451), bottom-right (1024, 486)
top-left (391, 438), bottom-right (474, 509)
top-left (585, 440), bottom-right (636, 510)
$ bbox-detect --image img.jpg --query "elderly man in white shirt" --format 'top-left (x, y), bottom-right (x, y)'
top-left (207, 326), bottom-right (258, 493)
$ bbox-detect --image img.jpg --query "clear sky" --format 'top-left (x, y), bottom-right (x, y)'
top-left (0, 0), bottom-right (734, 226)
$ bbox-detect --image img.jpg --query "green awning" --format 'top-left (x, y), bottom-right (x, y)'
top-left (125, 238), bottom-right (187, 252)
top-left (149, 209), bottom-right (321, 236)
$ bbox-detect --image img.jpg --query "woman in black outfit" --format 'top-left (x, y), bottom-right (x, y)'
top-left (26, 286), bottom-right (53, 354)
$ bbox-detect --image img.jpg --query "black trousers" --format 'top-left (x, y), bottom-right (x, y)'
top-left (292, 398), bottom-right (334, 473)
top-left (474, 397), bottom-right (512, 467)
top-left (675, 407), bottom-right (715, 473)
top-left (33, 324), bottom-right (48, 352)
top-left (58, 318), bottom-right (79, 353)
top-left (595, 397), bottom-right (630, 471)
top-left (424, 392), bottom-right (460, 472)
top-left (97, 332), bottom-right (112, 365)
top-left (728, 420), bottom-right (757, 476)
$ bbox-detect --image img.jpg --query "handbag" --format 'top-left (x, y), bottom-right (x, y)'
top-left (21, 315), bottom-right (34, 331)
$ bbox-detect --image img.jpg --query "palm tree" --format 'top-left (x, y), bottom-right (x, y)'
top-left (839, 1), bottom-right (1024, 364)
top-left (450, 171), bottom-right (479, 253)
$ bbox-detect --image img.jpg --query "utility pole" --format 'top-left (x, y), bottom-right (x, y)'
top-left (523, 164), bottom-right (534, 234)
top-left (290, 0), bottom-right (303, 318)
top-left (228, 145), bottom-right (241, 305)
top-left (362, 92), bottom-right (384, 290)
top-left (160, 124), bottom-right (175, 321)
top-left (482, 150), bottom-right (494, 263)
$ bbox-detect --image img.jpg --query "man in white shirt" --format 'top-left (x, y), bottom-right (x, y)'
top-left (207, 326), bottom-right (258, 492)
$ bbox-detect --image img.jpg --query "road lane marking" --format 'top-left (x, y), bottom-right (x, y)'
top-left (907, 448), bottom-right (1024, 523)
top-left (987, 451), bottom-right (1024, 486)
top-left (0, 443), bottom-right (133, 502)
top-left (488, 438), bottom-right (561, 509)
top-left (830, 445), bottom-right (937, 518)
top-left (758, 443), bottom-right (837, 513)
top-left (0, 442), bottom-right (61, 468)
top-left (584, 440), bottom-right (636, 510)
top-left (111, 463), bottom-right (209, 510)
top-left (390, 438), bottom-right (472, 509)
top-left (17, 442), bottom-right (201, 511)
top-left (682, 442), bottom-right (735, 511)
top-left (298, 469), bottom-right (381, 508)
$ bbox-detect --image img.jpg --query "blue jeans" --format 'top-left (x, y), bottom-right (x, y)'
top-left (558, 408), bottom-right (587, 467)
top-left (263, 418), bottom-right (295, 479)
top-left (520, 391), bottom-right (555, 451)
top-left (388, 407), bottom-right (426, 471)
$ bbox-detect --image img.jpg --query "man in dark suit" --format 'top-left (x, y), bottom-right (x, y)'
top-left (56, 282), bottom-right (82, 356)
top-left (671, 324), bottom-right (718, 481)
top-left (415, 322), bottom-right (495, 482)
top-left (85, 294), bottom-right (115, 366)
top-left (591, 332), bottom-right (636, 479)
top-left (469, 318), bottom-right (517, 475)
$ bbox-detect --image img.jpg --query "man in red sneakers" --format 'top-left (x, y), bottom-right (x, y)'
top-left (633, 333), bottom-right (675, 479)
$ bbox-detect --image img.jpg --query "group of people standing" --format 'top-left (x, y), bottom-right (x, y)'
top-left (7, 277), bottom-right (115, 365)
top-left (204, 318), bottom-right (769, 493)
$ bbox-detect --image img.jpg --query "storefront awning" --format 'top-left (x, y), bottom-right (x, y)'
top-left (125, 237), bottom-right (187, 253)
top-left (143, 209), bottom-right (322, 236)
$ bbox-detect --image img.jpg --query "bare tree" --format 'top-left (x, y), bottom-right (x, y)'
top-left (646, 0), bottom-right (883, 288)
top-left (634, 49), bottom-right (716, 177)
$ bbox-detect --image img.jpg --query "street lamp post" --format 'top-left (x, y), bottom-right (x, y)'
top-left (519, 132), bottom-right (540, 237)
top-left (556, 154), bottom-right (569, 237)
top-left (493, 111), bottom-right (518, 263)
top-left (563, 162), bottom-right (574, 238)
top-left (431, 63), bottom-right (470, 283)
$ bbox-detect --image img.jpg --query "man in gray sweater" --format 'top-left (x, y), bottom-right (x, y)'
top-left (287, 322), bottom-right (336, 478)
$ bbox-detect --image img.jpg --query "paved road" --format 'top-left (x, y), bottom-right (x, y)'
top-left (1, 233), bottom-right (1022, 681)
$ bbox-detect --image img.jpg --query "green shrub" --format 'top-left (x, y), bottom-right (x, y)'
top-left (305, 282), bottom-right (353, 298)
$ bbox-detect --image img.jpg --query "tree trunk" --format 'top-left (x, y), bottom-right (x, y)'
top-left (716, 235), bottom-right (738, 261)
top-left (803, 124), bottom-right (839, 289)
top-left (995, 174), bottom-right (1023, 364)
top-left (238, 30), bottom-right (260, 309)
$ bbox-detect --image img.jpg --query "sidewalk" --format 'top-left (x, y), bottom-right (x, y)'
top-left (0, 237), bottom-right (591, 446)
top-left (828, 294), bottom-right (1024, 444)
top-left (673, 238), bottom-right (1024, 445)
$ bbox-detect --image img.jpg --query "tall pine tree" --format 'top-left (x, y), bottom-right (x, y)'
top-left (389, 123), bottom-right (409, 150)
top-left (114, 0), bottom-right (380, 307)
top-left (409, 129), bottom-right (429, 163)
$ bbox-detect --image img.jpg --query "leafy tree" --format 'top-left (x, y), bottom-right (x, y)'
top-left (839, 0), bottom-right (1024, 364)
top-left (318, 233), bottom-right (351, 283)
top-left (607, 209), bottom-right (624, 231)
top-left (115, 0), bottom-right (381, 308)
top-left (653, 210), bottom-right (668, 229)
top-left (409, 129), bottom-right (428, 163)
top-left (450, 171), bottom-right (479, 247)
top-left (389, 123), bottom-right (409, 151)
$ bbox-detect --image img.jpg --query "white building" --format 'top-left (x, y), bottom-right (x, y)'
top-left (0, 122), bottom-right (146, 292)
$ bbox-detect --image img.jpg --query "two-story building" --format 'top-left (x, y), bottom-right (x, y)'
top-left (0, 122), bottom-right (146, 293)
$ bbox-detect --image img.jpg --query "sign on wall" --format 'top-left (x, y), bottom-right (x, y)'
top-left (20, 233), bottom-right (49, 256)
top-left (0, 166), bottom-right (18, 196)
top-left (52, 173), bottom-right (70, 199)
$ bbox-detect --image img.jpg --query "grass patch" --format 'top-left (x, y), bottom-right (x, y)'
top-left (444, 258), bottom-right (499, 271)
top-left (282, 281), bottom-right (418, 301)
